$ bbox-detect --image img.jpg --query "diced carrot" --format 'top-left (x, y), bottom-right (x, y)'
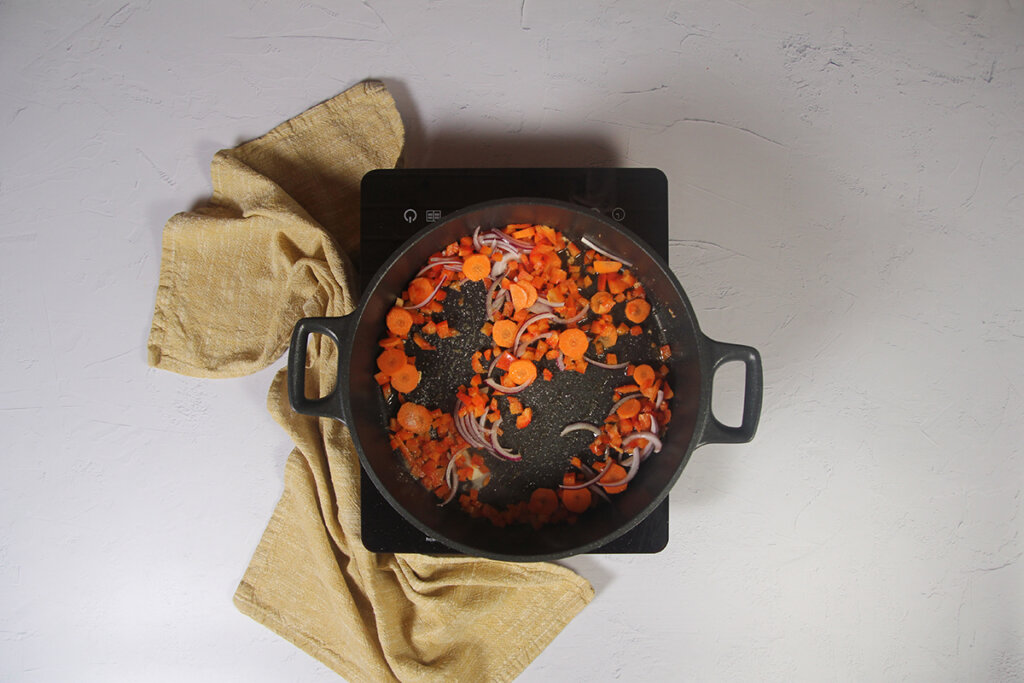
top-left (496, 351), bottom-right (515, 371)
top-left (413, 334), bottom-right (436, 350)
top-left (471, 352), bottom-right (485, 374)
top-left (516, 407), bottom-right (533, 429)
top-left (606, 353), bottom-right (618, 365)
top-left (630, 325), bottom-right (643, 336)
top-left (542, 368), bottom-right (553, 381)
top-left (659, 344), bottom-right (672, 361)
top-left (374, 371), bottom-right (389, 386)
top-left (512, 226), bottom-right (535, 239)
top-left (593, 260), bottom-right (622, 274)
top-left (615, 384), bottom-right (641, 394)
top-left (508, 396), bottom-right (523, 415)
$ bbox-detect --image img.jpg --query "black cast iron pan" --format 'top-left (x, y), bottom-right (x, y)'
top-left (287, 198), bottom-right (762, 561)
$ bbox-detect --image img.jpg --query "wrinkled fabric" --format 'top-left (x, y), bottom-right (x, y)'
top-left (147, 80), bottom-right (593, 682)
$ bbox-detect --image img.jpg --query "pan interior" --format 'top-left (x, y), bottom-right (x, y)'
top-left (347, 200), bottom-right (704, 559)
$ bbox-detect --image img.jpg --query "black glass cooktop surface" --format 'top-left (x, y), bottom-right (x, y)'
top-left (359, 168), bottom-right (669, 555)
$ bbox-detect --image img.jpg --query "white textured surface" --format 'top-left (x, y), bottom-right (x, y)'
top-left (2, 1), bottom-right (1022, 680)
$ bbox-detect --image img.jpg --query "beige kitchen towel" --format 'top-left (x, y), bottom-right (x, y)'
top-left (147, 80), bottom-right (594, 682)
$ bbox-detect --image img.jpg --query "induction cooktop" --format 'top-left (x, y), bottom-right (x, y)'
top-left (359, 168), bottom-right (669, 555)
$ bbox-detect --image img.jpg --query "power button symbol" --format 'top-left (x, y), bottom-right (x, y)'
top-left (611, 207), bottom-right (626, 221)
top-left (403, 208), bottom-right (417, 223)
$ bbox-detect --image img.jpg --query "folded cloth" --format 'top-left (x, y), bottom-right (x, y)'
top-left (147, 80), bottom-right (594, 682)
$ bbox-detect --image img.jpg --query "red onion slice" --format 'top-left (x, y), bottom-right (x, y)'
top-left (488, 418), bottom-right (522, 461)
top-left (608, 393), bottom-right (643, 416)
top-left (535, 297), bottom-right (564, 308)
top-left (649, 414), bottom-right (659, 436)
top-left (655, 388), bottom-right (664, 409)
top-left (485, 278), bottom-right (504, 320)
top-left (556, 351), bottom-right (566, 371)
top-left (512, 312), bottom-right (556, 352)
top-left (401, 273), bottom-right (448, 310)
top-left (454, 412), bottom-right (487, 450)
top-left (514, 331), bottom-right (554, 357)
top-left (484, 377), bottom-right (532, 394)
top-left (416, 259), bottom-right (462, 277)
top-left (559, 422), bottom-right (601, 437)
top-left (583, 355), bottom-right (629, 370)
top-left (486, 229), bottom-right (534, 250)
top-left (554, 301), bottom-right (590, 325)
top-left (589, 485), bottom-right (612, 503)
top-left (439, 452), bottom-right (462, 506)
top-left (472, 225), bottom-right (483, 250)
top-left (560, 465), bottom-right (608, 490)
top-left (623, 430), bottom-right (662, 453)
top-left (580, 236), bottom-right (633, 268)
top-left (599, 447), bottom-right (641, 488)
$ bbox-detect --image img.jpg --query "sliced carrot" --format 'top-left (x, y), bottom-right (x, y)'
top-left (509, 283), bottom-right (529, 310)
top-left (492, 319), bottom-right (518, 348)
top-left (391, 365), bottom-right (421, 394)
top-left (407, 277), bottom-right (435, 305)
top-left (633, 364), bottom-right (656, 389)
top-left (507, 359), bottom-right (537, 385)
top-left (558, 328), bottom-right (589, 359)
top-left (519, 280), bottom-right (539, 308)
top-left (462, 253), bottom-right (491, 281)
top-left (590, 291), bottom-right (615, 315)
top-left (377, 348), bottom-right (407, 375)
top-left (593, 260), bottom-right (622, 274)
top-left (596, 461), bottom-right (629, 494)
top-left (561, 486), bottom-right (592, 514)
top-left (516, 406), bottom-right (533, 429)
top-left (386, 307), bottom-right (414, 337)
top-left (528, 488), bottom-right (559, 515)
top-left (397, 402), bottom-right (431, 434)
top-left (616, 398), bottom-right (641, 419)
top-left (625, 299), bottom-right (651, 323)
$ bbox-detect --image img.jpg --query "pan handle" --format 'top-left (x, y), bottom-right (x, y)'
top-left (697, 337), bottom-right (763, 446)
top-left (287, 315), bottom-right (352, 422)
